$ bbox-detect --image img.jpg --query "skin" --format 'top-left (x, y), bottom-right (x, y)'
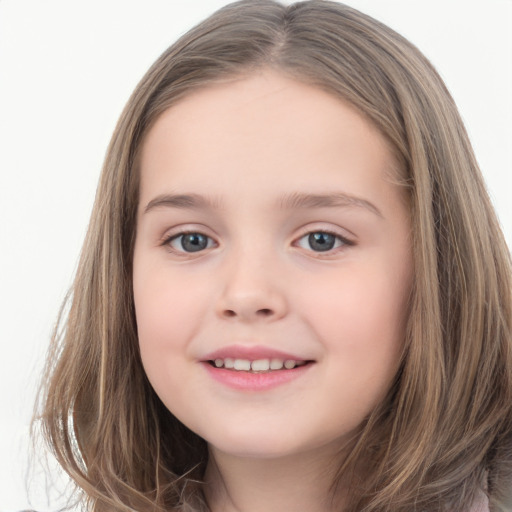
top-left (133, 70), bottom-right (413, 512)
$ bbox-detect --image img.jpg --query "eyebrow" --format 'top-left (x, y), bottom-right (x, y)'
top-left (278, 192), bottom-right (383, 218)
top-left (144, 193), bottom-right (222, 213)
top-left (143, 191), bottom-right (383, 218)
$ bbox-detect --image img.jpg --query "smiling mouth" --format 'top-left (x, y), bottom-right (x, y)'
top-left (207, 358), bottom-right (313, 372)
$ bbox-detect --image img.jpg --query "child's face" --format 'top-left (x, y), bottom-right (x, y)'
top-left (133, 71), bottom-right (412, 461)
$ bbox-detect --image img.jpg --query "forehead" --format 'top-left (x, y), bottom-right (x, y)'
top-left (137, 70), bottom-right (402, 207)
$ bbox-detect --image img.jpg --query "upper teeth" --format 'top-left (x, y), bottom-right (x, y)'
top-left (213, 358), bottom-right (303, 371)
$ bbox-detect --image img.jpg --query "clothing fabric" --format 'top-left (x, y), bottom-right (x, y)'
top-left (469, 490), bottom-right (490, 512)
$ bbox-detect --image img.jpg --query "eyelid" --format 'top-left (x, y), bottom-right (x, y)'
top-left (157, 223), bottom-right (355, 256)
top-left (159, 226), bottom-right (218, 255)
top-left (292, 225), bottom-right (355, 254)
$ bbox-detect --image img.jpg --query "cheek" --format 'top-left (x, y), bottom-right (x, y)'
top-left (133, 265), bottom-right (207, 380)
top-left (302, 258), bottom-right (410, 369)
top-left (134, 263), bottom-right (206, 333)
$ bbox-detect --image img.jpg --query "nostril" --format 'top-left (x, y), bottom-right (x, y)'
top-left (220, 307), bottom-right (276, 320)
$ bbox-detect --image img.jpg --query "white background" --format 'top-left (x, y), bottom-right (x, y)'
top-left (0, 1), bottom-right (511, 510)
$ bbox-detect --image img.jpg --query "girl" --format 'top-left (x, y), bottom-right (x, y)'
top-left (34, 1), bottom-right (512, 511)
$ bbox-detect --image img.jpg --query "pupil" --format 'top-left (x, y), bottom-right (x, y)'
top-left (181, 233), bottom-right (207, 252)
top-left (308, 232), bottom-right (335, 251)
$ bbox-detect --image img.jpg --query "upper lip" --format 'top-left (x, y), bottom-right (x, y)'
top-left (201, 345), bottom-right (311, 362)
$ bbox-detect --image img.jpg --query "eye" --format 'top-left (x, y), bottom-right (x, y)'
top-left (167, 232), bottom-right (215, 253)
top-left (295, 231), bottom-right (351, 252)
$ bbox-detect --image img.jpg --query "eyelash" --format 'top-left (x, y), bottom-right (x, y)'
top-left (161, 231), bottom-right (217, 255)
top-left (161, 228), bottom-right (354, 256)
top-left (294, 229), bottom-right (354, 255)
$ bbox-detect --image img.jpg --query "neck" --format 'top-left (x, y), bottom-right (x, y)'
top-left (204, 444), bottom-right (348, 512)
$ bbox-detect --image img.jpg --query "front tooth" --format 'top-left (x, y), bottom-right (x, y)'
top-left (284, 360), bottom-right (296, 369)
top-left (270, 359), bottom-right (284, 370)
top-left (224, 358), bottom-right (235, 369)
top-left (234, 359), bottom-right (251, 371)
top-left (251, 359), bottom-right (270, 371)
top-left (214, 359), bottom-right (224, 368)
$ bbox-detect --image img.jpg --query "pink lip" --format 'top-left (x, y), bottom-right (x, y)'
top-left (202, 361), bottom-right (313, 391)
top-left (200, 345), bottom-right (315, 392)
top-left (201, 345), bottom-right (308, 362)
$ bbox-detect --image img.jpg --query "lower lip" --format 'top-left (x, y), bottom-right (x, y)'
top-left (202, 362), bottom-right (313, 391)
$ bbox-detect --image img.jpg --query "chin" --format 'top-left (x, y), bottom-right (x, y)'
top-left (205, 428), bottom-right (341, 462)
top-left (204, 429), bottom-right (298, 459)
top-left (211, 443), bottom-right (303, 460)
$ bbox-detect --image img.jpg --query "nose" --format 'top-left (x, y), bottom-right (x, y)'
top-left (215, 253), bottom-right (288, 322)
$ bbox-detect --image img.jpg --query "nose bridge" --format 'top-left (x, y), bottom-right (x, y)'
top-left (216, 241), bottom-right (287, 322)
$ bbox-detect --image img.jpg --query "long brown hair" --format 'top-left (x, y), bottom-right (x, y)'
top-left (34, 1), bottom-right (512, 511)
